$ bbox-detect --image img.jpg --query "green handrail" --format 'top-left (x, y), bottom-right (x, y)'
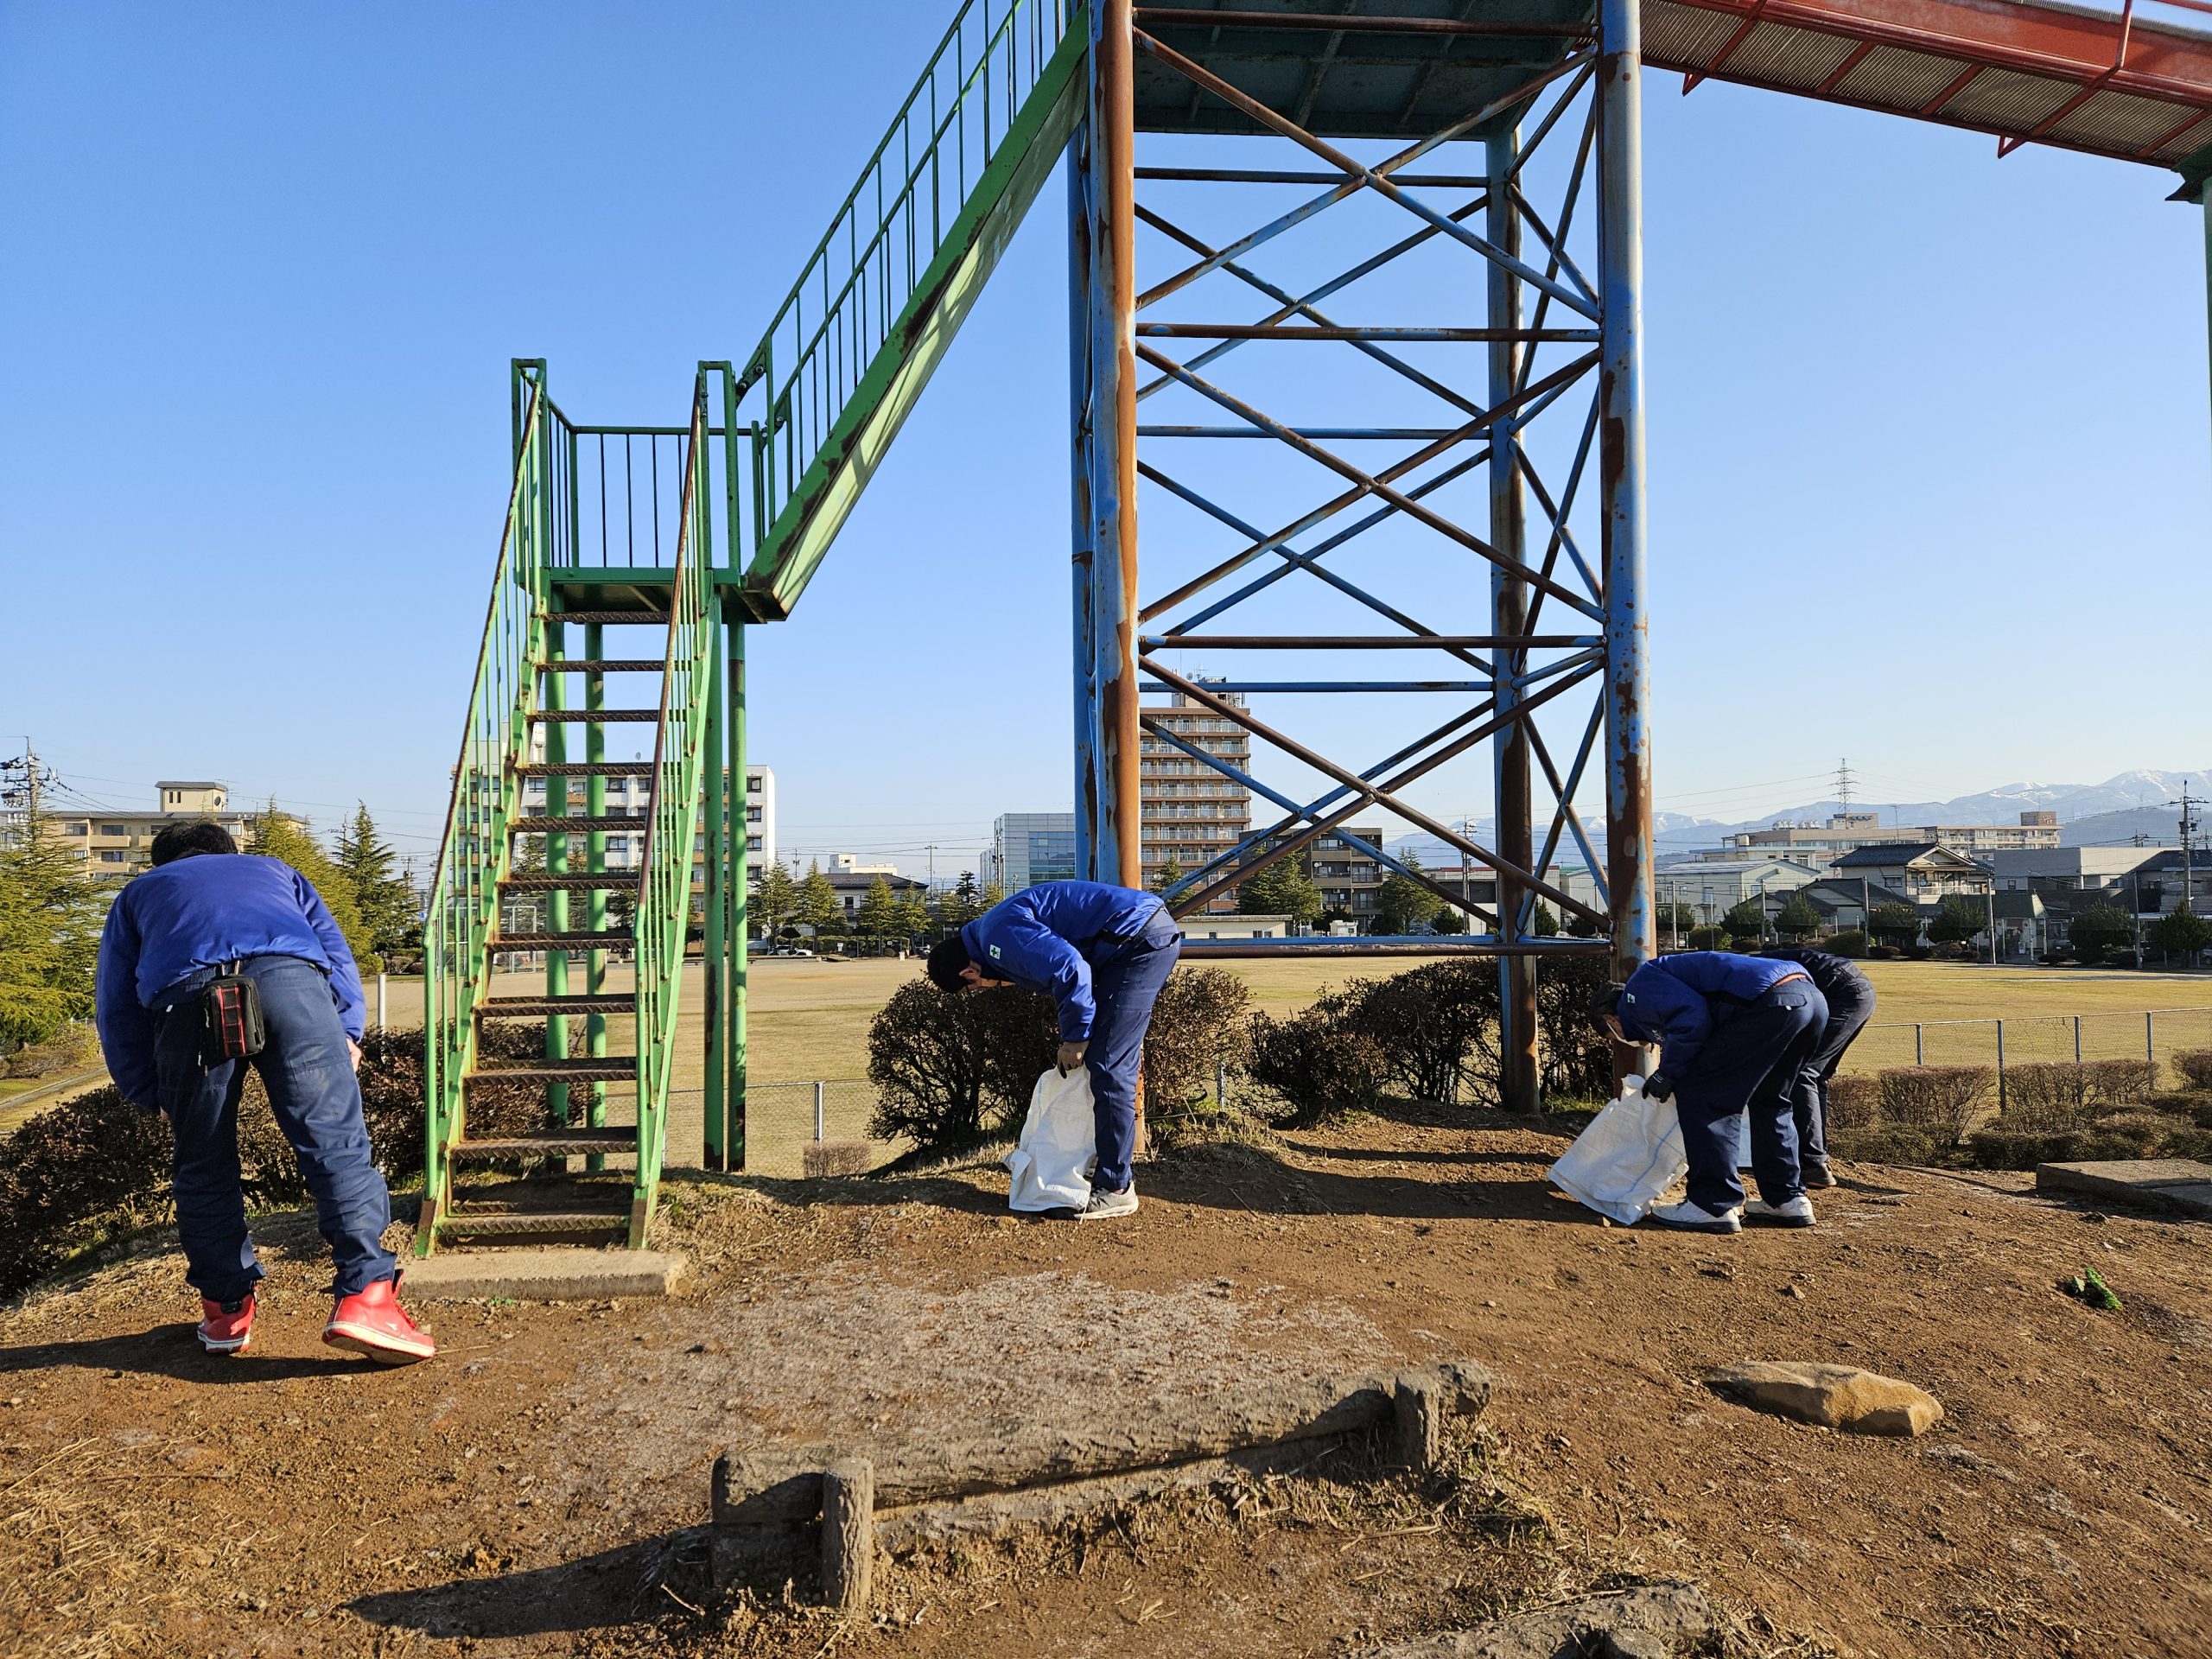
top-left (739, 0), bottom-right (1083, 589)
top-left (420, 366), bottom-right (556, 1245)
top-left (628, 369), bottom-right (719, 1238)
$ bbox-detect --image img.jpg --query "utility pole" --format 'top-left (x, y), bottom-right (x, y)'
top-left (2174, 785), bottom-right (2202, 917)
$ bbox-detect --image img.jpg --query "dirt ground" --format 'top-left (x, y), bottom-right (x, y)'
top-left (4, 1103), bottom-right (2209, 1659)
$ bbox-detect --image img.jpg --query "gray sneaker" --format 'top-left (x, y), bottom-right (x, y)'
top-left (1076, 1181), bottom-right (1139, 1221)
top-left (1745, 1194), bottom-right (1817, 1228)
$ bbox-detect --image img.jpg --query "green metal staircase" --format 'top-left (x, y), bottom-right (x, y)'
top-left (419, 0), bottom-right (1091, 1251)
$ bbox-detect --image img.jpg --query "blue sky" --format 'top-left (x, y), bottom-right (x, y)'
top-left (3, 2), bottom-right (2205, 882)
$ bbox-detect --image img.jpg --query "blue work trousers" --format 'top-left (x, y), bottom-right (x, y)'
top-left (1674, 979), bottom-right (1826, 1213)
top-left (1085, 915), bottom-right (1183, 1192)
top-left (1791, 976), bottom-right (1875, 1169)
top-left (154, 955), bottom-right (396, 1302)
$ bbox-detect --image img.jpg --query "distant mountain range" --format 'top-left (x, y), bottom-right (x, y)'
top-left (1385, 768), bottom-right (2209, 868)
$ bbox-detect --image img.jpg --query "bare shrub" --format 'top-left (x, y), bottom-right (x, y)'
top-left (2, 1025), bottom-right (95, 1080)
top-left (1877, 1065), bottom-right (1995, 1147)
top-left (802, 1141), bottom-right (877, 1179)
top-left (1999, 1063), bottom-right (2094, 1133)
top-left (2172, 1049), bottom-right (2212, 1092)
top-left (1824, 1072), bottom-right (1881, 1130)
top-left (1827, 1124), bottom-right (1936, 1166)
top-left (1141, 966), bottom-right (1254, 1124)
top-left (1343, 960), bottom-right (1497, 1106)
top-left (2080, 1058), bottom-right (2157, 1106)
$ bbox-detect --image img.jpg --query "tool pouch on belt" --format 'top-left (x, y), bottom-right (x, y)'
top-left (200, 963), bottom-right (266, 1066)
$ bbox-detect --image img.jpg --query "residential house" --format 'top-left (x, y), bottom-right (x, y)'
top-left (1654, 858), bottom-right (1820, 923)
top-left (1831, 843), bottom-right (1992, 900)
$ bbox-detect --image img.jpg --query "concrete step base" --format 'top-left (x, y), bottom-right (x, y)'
top-left (402, 1248), bottom-right (686, 1301)
top-left (2037, 1159), bottom-right (2212, 1218)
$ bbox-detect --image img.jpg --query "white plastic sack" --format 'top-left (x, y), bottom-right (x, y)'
top-left (1546, 1075), bottom-right (1688, 1226)
top-left (1004, 1065), bottom-right (1096, 1213)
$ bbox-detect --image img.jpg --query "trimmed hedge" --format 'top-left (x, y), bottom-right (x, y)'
top-left (1247, 994), bottom-right (1392, 1122)
top-left (1827, 1125), bottom-right (1937, 1165)
top-left (2173, 1049), bottom-right (2212, 1092)
top-left (1825, 1072), bottom-right (1880, 1130)
top-left (1877, 1065), bottom-right (1993, 1147)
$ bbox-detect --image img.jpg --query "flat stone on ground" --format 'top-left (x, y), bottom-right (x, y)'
top-left (1358, 1582), bottom-right (1716, 1658)
top-left (1706, 1361), bottom-right (1942, 1437)
top-left (2037, 1160), bottom-right (2212, 1217)
top-left (401, 1249), bottom-right (686, 1301)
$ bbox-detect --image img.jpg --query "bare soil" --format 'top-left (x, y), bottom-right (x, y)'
top-left (4, 1102), bottom-right (2209, 1658)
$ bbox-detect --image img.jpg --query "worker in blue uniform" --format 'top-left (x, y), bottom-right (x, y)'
top-left (927, 880), bottom-right (1180, 1220)
top-left (95, 820), bottom-right (435, 1363)
top-left (1760, 945), bottom-right (1877, 1189)
top-left (1589, 950), bottom-right (1827, 1234)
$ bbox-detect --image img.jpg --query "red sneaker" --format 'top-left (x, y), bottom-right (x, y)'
top-left (322, 1276), bottom-right (435, 1365)
top-left (197, 1294), bottom-right (255, 1355)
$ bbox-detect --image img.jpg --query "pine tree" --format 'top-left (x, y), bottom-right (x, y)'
top-left (1375, 852), bottom-right (1444, 935)
top-left (335, 802), bottom-right (419, 957)
top-left (856, 876), bottom-right (899, 943)
top-left (1775, 894), bottom-right (1821, 939)
top-left (1237, 851), bottom-right (1322, 925)
top-left (796, 861), bottom-right (839, 935)
top-left (754, 863), bottom-right (797, 940)
top-left (1152, 854), bottom-right (1185, 893)
top-left (247, 803), bottom-right (378, 969)
top-left (980, 880), bottom-right (1006, 911)
top-left (0, 815), bottom-right (110, 1048)
top-left (893, 889), bottom-right (932, 942)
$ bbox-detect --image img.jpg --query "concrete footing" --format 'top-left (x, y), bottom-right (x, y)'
top-left (400, 1249), bottom-right (687, 1300)
top-left (2037, 1160), bottom-right (2212, 1219)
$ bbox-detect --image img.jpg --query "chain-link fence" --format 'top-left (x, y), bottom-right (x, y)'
top-left (1845, 1007), bottom-right (2212, 1085)
top-left (740, 1080), bottom-right (899, 1178)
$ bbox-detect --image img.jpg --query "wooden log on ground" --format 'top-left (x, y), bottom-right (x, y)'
top-left (712, 1358), bottom-right (1488, 1525)
top-left (821, 1457), bottom-right (874, 1612)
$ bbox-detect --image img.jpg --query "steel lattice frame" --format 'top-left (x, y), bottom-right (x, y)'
top-left (1071, 0), bottom-right (1654, 1108)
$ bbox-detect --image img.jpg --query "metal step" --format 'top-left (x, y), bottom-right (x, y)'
top-left (512, 815), bottom-right (646, 834)
top-left (531, 709), bottom-right (659, 722)
top-left (537, 660), bottom-right (665, 675)
top-left (434, 1209), bottom-right (629, 1240)
top-left (448, 1128), bottom-right (638, 1161)
top-left (478, 994), bottom-right (633, 1016)
top-left (544, 610), bottom-right (671, 625)
top-left (464, 1057), bottom-right (638, 1086)
top-left (488, 929), bottom-right (633, 950)
top-left (514, 761), bottom-right (656, 777)
top-left (500, 872), bottom-right (636, 892)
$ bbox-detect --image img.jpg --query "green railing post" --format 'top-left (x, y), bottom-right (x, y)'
top-left (729, 617), bottom-right (749, 1170)
top-left (585, 619), bottom-right (609, 1168)
top-left (703, 550), bottom-right (729, 1169)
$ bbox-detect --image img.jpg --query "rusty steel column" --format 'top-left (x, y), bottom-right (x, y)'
top-left (1089, 0), bottom-right (1142, 887)
top-left (1488, 124), bottom-right (1540, 1113)
top-left (1599, 0), bottom-right (1656, 1075)
top-left (1068, 118), bottom-right (1099, 877)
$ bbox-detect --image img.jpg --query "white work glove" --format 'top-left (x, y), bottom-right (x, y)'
top-left (1057, 1040), bottom-right (1089, 1076)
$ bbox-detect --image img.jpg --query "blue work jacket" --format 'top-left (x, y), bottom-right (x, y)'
top-left (1617, 950), bottom-right (1810, 1079)
top-left (960, 880), bottom-right (1165, 1042)
top-left (95, 852), bottom-right (366, 1105)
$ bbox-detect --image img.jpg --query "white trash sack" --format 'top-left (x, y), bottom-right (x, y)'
top-left (1005, 1065), bottom-right (1096, 1213)
top-left (1546, 1075), bottom-right (1688, 1226)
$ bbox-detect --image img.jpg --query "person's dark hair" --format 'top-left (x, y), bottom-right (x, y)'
top-left (150, 820), bottom-right (238, 866)
top-left (1587, 981), bottom-right (1624, 1024)
top-left (925, 935), bottom-right (973, 994)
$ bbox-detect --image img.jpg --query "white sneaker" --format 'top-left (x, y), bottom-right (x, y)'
top-left (1649, 1198), bottom-right (1742, 1234)
top-left (1744, 1194), bottom-right (1817, 1228)
top-left (1076, 1181), bottom-right (1139, 1221)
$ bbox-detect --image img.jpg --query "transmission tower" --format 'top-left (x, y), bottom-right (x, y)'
top-left (1834, 758), bottom-right (1857, 811)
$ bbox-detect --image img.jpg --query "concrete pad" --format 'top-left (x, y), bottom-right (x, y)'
top-left (2037, 1160), bottom-right (2212, 1215)
top-left (401, 1249), bottom-right (686, 1301)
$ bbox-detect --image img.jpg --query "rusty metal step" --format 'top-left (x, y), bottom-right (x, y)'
top-left (512, 815), bottom-right (646, 834)
top-left (514, 761), bottom-right (656, 777)
top-left (532, 709), bottom-right (659, 722)
top-left (464, 1057), bottom-right (638, 1087)
top-left (499, 872), bottom-right (636, 892)
top-left (537, 660), bottom-right (664, 675)
top-left (544, 610), bottom-right (671, 625)
top-left (488, 929), bottom-right (634, 950)
top-left (434, 1209), bottom-right (629, 1240)
top-left (448, 1128), bottom-right (637, 1161)
top-left (477, 994), bottom-right (632, 1016)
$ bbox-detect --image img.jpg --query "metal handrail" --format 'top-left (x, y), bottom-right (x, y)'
top-left (423, 369), bottom-right (554, 1222)
top-left (738, 0), bottom-right (1078, 544)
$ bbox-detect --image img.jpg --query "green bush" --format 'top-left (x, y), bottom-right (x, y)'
top-left (1685, 926), bottom-right (1726, 951)
top-left (1827, 1125), bottom-right (1936, 1165)
top-left (1342, 960), bottom-right (1498, 1106)
top-left (1825, 1072), bottom-right (1880, 1130)
top-left (1533, 953), bottom-right (1614, 1104)
top-left (1878, 1065), bottom-right (1994, 1147)
top-left (1246, 995), bottom-right (1391, 1122)
top-left (1821, 931), bottom-right (1868, 959)
top-left (1, 1023), bottom-right (96, 1080)
top-left (1967, 1127), bottom-right (2080, 1170)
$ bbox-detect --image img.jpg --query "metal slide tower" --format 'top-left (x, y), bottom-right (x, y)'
top-left (418, 0), bottom-right (2212, 1251)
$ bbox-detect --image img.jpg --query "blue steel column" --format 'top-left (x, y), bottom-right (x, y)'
top-left (1069, 120), bottom-right (1099, 876)
top-left (1088, 0), bottom-right (1142, 887)
top-left (1599, 0), bottom-right (1656, 1027)
top-left (1489, 124), bottom-right (1539, 1112)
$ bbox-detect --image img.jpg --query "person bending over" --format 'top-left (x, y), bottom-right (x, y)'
top-left (927, 880), bottom-right (1180, 1221)
top-left (94, 821), bottom-right (434, 1363)
top-left (1590, 950), bottom-right (1827, 1235)
top-left (1760, 944), bottom-right (1877, 1189)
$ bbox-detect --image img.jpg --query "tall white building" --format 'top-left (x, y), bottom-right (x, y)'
top-left (519, 763), bottom-right (774, 879)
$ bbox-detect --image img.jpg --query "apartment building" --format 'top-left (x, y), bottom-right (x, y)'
top-left (45, 781), bottom-right (261, 874)
top-left (518, 763), bottom-right (775, 882)
top-left (1140, 686), bottom-right (1250, 912)
top-left (1720, 810), bottom-right (2060, 870)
